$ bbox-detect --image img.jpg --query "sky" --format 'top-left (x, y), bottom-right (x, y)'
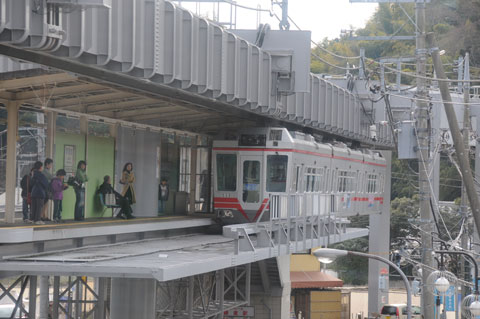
top-left (175, 0), bottom-right (378, 42)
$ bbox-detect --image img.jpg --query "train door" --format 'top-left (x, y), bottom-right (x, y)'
top-left (240, 155), bottom-right (263, 214)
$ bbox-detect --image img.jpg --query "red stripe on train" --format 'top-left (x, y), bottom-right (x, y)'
top-left (212, 147), bottom-right (387, 167)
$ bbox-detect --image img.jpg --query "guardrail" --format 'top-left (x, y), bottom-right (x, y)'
top-left (224, 193), bottom-right (349, 255)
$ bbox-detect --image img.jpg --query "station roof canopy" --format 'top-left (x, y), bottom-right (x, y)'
top-left (0, 61), bottom-right (260, 135)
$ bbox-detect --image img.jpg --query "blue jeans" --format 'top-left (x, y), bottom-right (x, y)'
top-left (74, 188), bottom-right (85, 221)
top-left (22, 197), bottom-right (29, 220)
top-left (158, 200), bottom-right (166, 215)
top-left (53, 199), bottom-right (63, 220)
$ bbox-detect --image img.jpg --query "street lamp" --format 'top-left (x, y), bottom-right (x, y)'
top-left (313, 248), bottom-right (412, 319)
top-left (436, 250), bottom-right (479, 318)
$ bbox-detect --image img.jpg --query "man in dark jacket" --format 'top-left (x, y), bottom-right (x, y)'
top-left (31, 161), bottom-right (49, 224)
top-left (20, 168), bottom-right (34, 223)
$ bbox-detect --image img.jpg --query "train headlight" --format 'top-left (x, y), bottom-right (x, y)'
top-left (224, 210), bottom-right (233, 218)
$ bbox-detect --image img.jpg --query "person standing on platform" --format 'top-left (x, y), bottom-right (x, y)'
top-left (20, 168), bottom-right (34, 223)
top-left (41, 158), bottom-right (53, 221)
top-left (121, 163), bottom-right (136, 206)
top-left (158, 178), bottom-right (169, 216)
top-left (51, 169), bottom-right (68, 223)
top-left (31, 161), bottom-right (49, 225)
top-left (74, 160), bottom-right (88, 221)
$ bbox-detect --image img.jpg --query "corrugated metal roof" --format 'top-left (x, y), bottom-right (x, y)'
top-left (291, 271), bottom-right (343, 289)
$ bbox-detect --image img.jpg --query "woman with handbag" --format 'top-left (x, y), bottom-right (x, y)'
top-left (120, 163), bottom-right (136, 205)
top-left (74, 160), bottom-right (88, 221)
top-left (98, 175), bottom-right (134, 219)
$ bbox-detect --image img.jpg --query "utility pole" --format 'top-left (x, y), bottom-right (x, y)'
top-left (428, 33), bottom-right (480, 278)
top-left (277, 0), bottom-right (290, 30)
top-left (414, 2), bottom-right (434, 319)
top-left (460, 53), bottom-right (471, 298)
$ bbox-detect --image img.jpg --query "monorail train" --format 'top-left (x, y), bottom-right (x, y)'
top-left (213, 127), bottom-right (386, 224)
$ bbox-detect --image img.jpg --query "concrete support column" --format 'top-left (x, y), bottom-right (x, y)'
top-left (215, 269), bottom-right (225, 319)
top-left (5, 101), bottom-right (20, 224)
top-left (94, 277), bottom-right (106, 319)
top-left (368, 151), bottom-right (392, 316)
top-left (29, 276), bottom-right (38, 318)
top-left (45, 112), bottom-right (56, 220)
top-left (52, 276), bottom-right (60, 319)
top-left (39, 276), bottom-right (49, 319)
top-left (110, 278), bottom-right (156, 319)
top-left (45, 112), bottom-right (56, 160)
top-left (189, 140), bottom-right (197, 215)
top-left (276, 255), bottom-right (291, 319)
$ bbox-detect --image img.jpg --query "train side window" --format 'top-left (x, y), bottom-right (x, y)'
top-left (243, 160), bottom-right (261, 203)
top-left (293, 166), bottom-right (301, 192)
top-left (266, 155), bottom-right (288, 192)
top-left (310, 168), bottom-right (316, 192)
top-left (216, 154), bottom-right (237, 191)
top-left (367, 174), bottom-right (377, 194)
top-left (305, 168), bottom-right (312, 193)
top-left (325, 168), bottom-right (330, 192)
top-left (332, 170), bottom-right (337, 193)
top-left (357, 171), bottom-right (362, 193)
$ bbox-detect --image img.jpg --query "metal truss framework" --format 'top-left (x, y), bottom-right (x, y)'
top-left (0, 275), bottom-right (30, 318)
top-left (156, 265), bottom-right (251, 319)
top-left (0, 266), bottom-right (250, 319)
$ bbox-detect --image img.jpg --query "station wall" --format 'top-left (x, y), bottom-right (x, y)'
top-left (54, 132), bottom-right (86, 220)
top-left (54, 132), bottom-right (115, 219)
top-left (115, 127), bottom-right (161, 217)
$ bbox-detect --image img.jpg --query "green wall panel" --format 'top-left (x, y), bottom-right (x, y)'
top-left (54, 133), bottom-right (114, 219)
top-left (54, 132), bottom-right (86, 220)
top-left (86, 136), bottom-right (115, 218)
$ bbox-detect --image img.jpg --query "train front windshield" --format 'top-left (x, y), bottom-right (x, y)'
top-left (216, 154), bottom-right (237, 191)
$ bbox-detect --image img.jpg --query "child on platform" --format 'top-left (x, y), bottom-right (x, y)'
top-left (51, 169), bottom-right (68, 223)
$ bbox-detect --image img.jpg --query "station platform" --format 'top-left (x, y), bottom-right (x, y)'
top-left (0, 215), bottom-right (215, 244)
top-left (0, 227), bottom-right (368, 281)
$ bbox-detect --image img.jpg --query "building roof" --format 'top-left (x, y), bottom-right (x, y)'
top-left (291, 271), bottom-right (343, 289)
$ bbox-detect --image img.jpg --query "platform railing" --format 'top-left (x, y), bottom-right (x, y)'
top-left (223, 192), bottom-right (349, 255)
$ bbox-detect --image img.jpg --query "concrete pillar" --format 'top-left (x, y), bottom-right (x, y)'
top-left (95, 278), bottom-right (106, 319)
top-left (110, 278), bottom-right (156, 319)
top-left (39, 276), bottom-right (49, 319)
top-left (189, 139), bottom-right (197, 215)
top-left (29, 276), bottom-right (37, 318)
top-left (52, 276), bottom-right (60, 319)
top-left (368, 151), bottom-right (392, 316)
top-left (45, 112), bottom-right (56, 220)
top-left (276, 255), bottom-right (291, 319)
top-left (5, 101), bottom-right (19, 224)
top-left (45, 112), bottom-right (56, 161)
